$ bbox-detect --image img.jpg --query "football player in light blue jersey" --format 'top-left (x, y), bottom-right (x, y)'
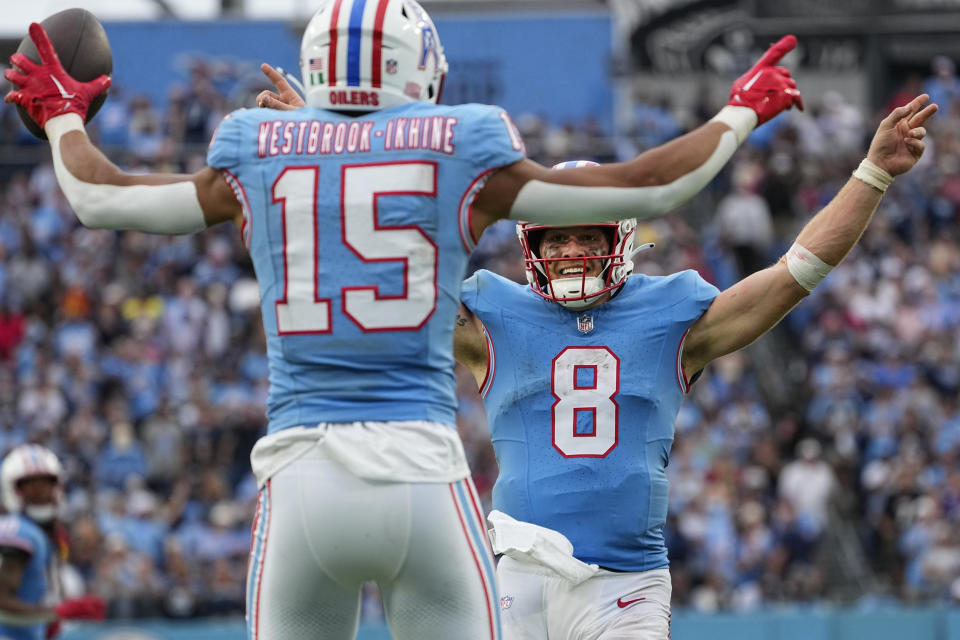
top-left (0, 446), bottom-right (105, 640)
top-left (455, 95), bottom-right (936, 640)
top-left (7, 2), bottom-right (803, 638)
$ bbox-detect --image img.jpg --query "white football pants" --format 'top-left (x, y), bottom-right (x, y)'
top-left (245, 445), bottom-right (501, 640)
top-left (497, 556), bottom-right (671, 640)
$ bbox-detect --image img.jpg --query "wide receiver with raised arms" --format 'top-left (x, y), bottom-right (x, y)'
top-left (0, 445), bottom-right (105, 640)
top-left (453, 94), bottom-right (935, 640)
top-left (6, 2), bottom-right (801, 638)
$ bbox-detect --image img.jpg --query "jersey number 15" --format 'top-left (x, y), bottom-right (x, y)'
top-left (272, 162), bottom-right (438, 334)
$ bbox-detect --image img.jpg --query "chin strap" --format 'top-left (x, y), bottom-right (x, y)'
top-left (23, 504), bottom-right (57, 523)
top-left (628, 242), bottom-right (655, 259)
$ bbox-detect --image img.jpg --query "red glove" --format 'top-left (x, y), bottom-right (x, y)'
top-left (45, 620), bottom-right (61, 639)
top-left (728, 34), bottom-right (804, 125)
top-left (3, 23), bottom-right (111, 130)
top-left (54, 595), bottom-right (106, 621)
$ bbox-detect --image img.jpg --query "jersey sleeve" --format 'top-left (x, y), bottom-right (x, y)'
top-left (460, 270), bottom-right (484, 314)
top-left (459, 105), bottom-right (526, 175)
top-left (0, 516), bottom-right (36, 556)
top-left (671, 270), bottom-right (720, 327)
top-left (663, 271), bottom-right (719, 391)
top-left (206, 110), bottom-right (247, 170)
top-left (460, 269), bottom-right (504, 323)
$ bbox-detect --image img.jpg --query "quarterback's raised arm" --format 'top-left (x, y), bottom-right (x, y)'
top-left (469, 35), bottom-right (803, 237)
top-left (681, 94), bottom-right (937, 376)
top-left (4, 23), bottom-right (242, 234)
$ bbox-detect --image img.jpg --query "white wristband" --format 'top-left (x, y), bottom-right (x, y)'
top-left (709, 106), bottom-right (758, 145)
top-left (852, 158), bottom-right (894, 193)
top-left (784, 242), bottom-right (833, 292)
top-left (44, 112), bottom-right (85, 139)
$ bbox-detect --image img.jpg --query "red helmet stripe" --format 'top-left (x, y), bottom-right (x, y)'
top-left (328, 0), bottom-right (345, 86)
top-left (370, 0), bottom-right (390, 88)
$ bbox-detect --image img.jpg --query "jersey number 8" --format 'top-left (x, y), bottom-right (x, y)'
top-left (551, 346), bottom-right (620, 457)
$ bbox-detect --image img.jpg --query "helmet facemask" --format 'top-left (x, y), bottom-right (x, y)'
top-left (22, 492), bottom-right (59, 523)
top-left (517, 219), bottom-right (638, 310)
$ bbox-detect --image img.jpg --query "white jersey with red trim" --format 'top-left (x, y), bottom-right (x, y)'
top-left (461, 269), bottom-right (718, 572)
top-left (207, 103), bottom-right (524, 433)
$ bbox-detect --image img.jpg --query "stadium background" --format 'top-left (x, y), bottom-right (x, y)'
top-left (2, 0), bottom-right (960, 637)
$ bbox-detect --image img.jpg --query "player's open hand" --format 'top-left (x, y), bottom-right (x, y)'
top-left (257, 63), bottom-right (305, 111)
top-left (728, 35), bottom-right (803, 125)
top-left (3, 23), bottom-right (111, 129)
top-left (866, 93), bottom-right (937, 177)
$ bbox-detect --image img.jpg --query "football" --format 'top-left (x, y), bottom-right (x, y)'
top-left (14, 8), bottom-right (113, 140)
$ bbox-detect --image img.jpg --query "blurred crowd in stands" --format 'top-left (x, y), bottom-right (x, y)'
top-left (1, 52), bottom-right (960, 620)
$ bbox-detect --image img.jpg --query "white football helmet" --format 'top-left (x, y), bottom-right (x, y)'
top-left (517, 160), bottom-right (640, 310)
top-left (1, 445), bottom-right (64, 523)
top-left (300, 0), bottom-right (448, 111)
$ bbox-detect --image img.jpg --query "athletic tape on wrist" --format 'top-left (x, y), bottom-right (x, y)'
top-left (709, 106), bottom-right (758, 145)
top-left (44, 113), bottom-right (85, 140)
top-left (784, 242), bottom-right (833, 292)
top-left (852, 158), bottom-right (894, 193)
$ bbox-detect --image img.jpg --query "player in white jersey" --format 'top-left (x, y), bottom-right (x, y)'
top-left (454, 95), bottom-right (936, 640)
top-left (6, 3), bottom-right (801, 638)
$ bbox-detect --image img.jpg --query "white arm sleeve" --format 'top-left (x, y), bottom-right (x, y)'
top-left (508, 106), bottom-right (756, 224)
top-left (45, 114), bottom-right (208, 235)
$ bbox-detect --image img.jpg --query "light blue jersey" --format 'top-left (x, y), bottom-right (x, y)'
top-left (0, 515), bottom-right (54, 640)
top-left (208, 103), bottom-right (525, 433)
top-left (462, 269), bottom-right (718, 571)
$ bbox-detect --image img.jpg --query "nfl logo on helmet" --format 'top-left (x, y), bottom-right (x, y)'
top-left (500, 595), bottom-right (514, 610)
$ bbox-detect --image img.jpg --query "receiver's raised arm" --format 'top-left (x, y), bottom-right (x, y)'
top-left (5, 23), bottom-right (242, 234)
top-left (469, 36), bottom-right (804, 237)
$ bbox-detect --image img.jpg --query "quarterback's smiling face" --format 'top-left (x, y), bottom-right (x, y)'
top-left (539, 226), bottom-right (611, 282)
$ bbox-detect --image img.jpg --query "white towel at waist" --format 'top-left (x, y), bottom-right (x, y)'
top-left (487, 510), bottom-right (600, 584)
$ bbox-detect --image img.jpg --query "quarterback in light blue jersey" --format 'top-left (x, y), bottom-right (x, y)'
top-left (457, 98), bottom-right (937, 640)
top-left (0, 446), bottom-right (104, 640)
top-left (8, 0), bottom-right (807, 637)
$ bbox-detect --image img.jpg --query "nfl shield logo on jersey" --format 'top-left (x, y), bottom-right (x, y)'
top-left (500, 595), bottom-right (514, 610)
top-left (577, 313), bottom-right (594, 334)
